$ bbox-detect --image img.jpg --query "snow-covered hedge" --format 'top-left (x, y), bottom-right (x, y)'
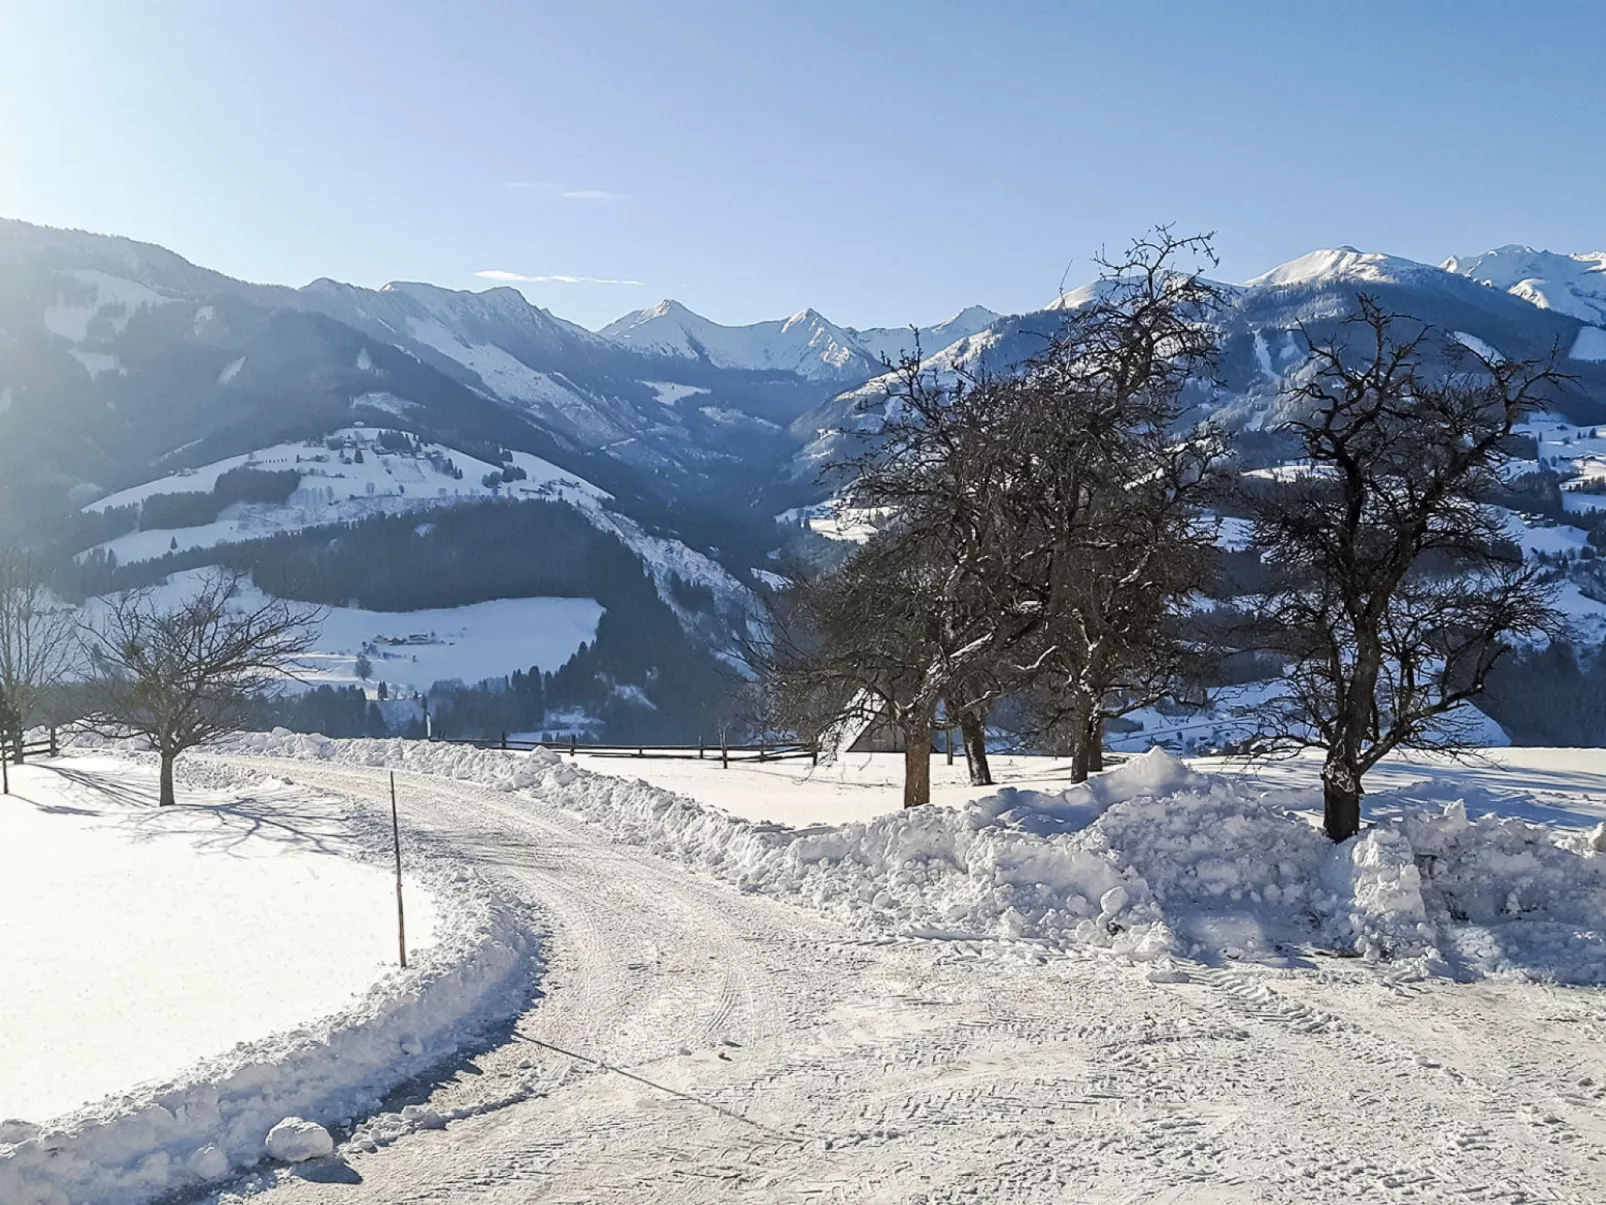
top-left (220, 731), bottom-right (1606, 984)
top-left (0, 755), bottom-right (537, 1205)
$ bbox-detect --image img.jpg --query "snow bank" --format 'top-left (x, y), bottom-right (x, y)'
top-left (219, 733), bottom-right (1606, 985)
top-left (0, 755), bottom-right (536, 1205)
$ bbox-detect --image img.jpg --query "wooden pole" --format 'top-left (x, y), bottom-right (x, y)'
top-left (2, 749), bottom-right (8, 796)
top-left (390, 772), bottom-right (407, 970)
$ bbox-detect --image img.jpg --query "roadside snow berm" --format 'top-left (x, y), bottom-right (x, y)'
top-left (227, 734), bottom-right (1606, 983)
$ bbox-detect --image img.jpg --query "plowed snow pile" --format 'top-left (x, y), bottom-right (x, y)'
top-left (226, 732), bottom-right (1606, 984)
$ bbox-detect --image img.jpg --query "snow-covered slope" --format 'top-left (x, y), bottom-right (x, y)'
top-left (1245, 246), bottom-right (1441, 288)
top-left (1443, 244), bottom-right (1606, 324)
top-left (79, 426), bottom-right (757, 661)
top-left (845, 305), bottom-right (1003, 364)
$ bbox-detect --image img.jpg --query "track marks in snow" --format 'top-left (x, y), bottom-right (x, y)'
top-left (204, 756), bottom-right (1606, 1205)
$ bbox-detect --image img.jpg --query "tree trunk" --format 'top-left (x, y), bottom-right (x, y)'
top-left (1067, 693), bottom-right (1097, 783)
top-left (1086, 715), bottom-right (1104, 774)
top-left (958, 710), bottom-right (992, 786)
top-left (159, 750), bottom-right (177, 807)
top-left (901, 714), bottom-right (934, 808)
top-left (1321, 754), bottom-right (1362, 842)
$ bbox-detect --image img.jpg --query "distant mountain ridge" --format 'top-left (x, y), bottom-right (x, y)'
top-left (8, 217), bottom-right (1606, 534)
top-left (599, 297), bottom-right (1001, 382)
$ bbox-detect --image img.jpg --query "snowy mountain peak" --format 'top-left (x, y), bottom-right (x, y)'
top-left (639, 298), bottom-right (692, 321)
top-left (1245, 247), bottom-right (1435, 289)
top-left (1442, 245), bottom-right (1606, 324)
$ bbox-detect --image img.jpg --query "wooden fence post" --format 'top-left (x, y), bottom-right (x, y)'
top-left (49, 727), bottom-right (58, 758)
top-left (570, 734), bottom-right (577, 758)
top-left (2, 749), bottom-right (8, 796)
top-left (500, 731), bottom-right (508, 750)
top-left (390, 772), bottom-right (407, 970)
top-left (721, 736), bottom-right (728, 769)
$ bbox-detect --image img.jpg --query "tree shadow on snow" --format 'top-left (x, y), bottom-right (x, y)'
top-left (26, 763), bottom-right (162, 812)
top-left (120, 785), bottom-right (367, 859)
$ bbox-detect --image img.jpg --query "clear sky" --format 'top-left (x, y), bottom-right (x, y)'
top-left (2, 1), bottom-right (1603, 331)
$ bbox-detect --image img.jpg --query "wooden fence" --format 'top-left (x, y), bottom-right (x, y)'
top-left (429, 733), bottom-right (818, 768)
top-left (1, 727), bottom-right (60, 794)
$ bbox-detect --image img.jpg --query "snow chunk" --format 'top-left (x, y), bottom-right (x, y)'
top-left (217, 355), bottom-right (246, 384)
top-left (264, 1118), bottom-right (333, 1163)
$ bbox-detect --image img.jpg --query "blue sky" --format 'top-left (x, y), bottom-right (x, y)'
top-left (2, 1), bottom-right (1603, 330)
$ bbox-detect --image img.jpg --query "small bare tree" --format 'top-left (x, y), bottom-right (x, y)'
top-left (1248, 296), bottom-right (1566, 841)
top-left (766, 537), bottom-right (983, 807)
top-left (80, 571), bottom-right (321, 805)
top-left (0, 550), bottom-right (80, 762)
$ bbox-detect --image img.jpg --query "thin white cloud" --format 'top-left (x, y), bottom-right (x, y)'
top-left (560, 189), bottom-right (624, 201)
top-left (475, 269), bottom-right (644, 286)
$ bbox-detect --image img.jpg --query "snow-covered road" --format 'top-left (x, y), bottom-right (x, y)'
top-left (212, 758), bottom-right (1606, 1204)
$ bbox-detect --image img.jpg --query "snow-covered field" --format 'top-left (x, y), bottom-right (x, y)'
top-left (292, 594), bottom-right (603, 693)
top-left (84, 569), bottom-right (604, 696)
top-left (224, 733), bottom-right (1606, 982)
top-left (10, 735), bottom-right (1606, 1202)
top-left (1, 757), bottom-right (439, 1122)
top-left (0, 752), bottom-right (536, 1205)
top-left (573, 744), bottom-right (1606, 830)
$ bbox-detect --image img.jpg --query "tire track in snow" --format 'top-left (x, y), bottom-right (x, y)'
top-left (196, 756), bottom-right (1606, 1205)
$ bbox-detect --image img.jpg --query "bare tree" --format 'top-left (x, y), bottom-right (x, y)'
top-left (1248, 296), bottom-right (1566, 841)
top-left (0, 550), bottom-right (80, 762)
top-left (786, 228), bottom-right (1229, 795)
top-left (80, 571), bottom-right (321, 805)
top-left (765, 536), bottom-right (993, 807)
top-left (1011, 231), bottom-right (1229, 778)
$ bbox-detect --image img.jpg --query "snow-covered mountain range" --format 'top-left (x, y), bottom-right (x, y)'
top-left (1443, 245), bottom-right (1606, 324)
top-left (7, 217), bottom-right (1606, 739)
top-left (600, 298), bottom-right (1000, 382)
